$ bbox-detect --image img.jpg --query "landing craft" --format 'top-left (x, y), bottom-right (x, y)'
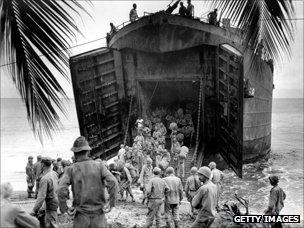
top-left (69, 9), bottom-right (273, 178)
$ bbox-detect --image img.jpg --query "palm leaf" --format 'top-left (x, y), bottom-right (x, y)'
top-left (209, 0), bottom-right (295, 64)
top-left (0, 0), bottom-right (89, 140)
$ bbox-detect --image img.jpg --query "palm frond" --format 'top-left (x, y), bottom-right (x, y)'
top-left (0, 0), bottom-right (89, 140)
top-left (210, 0), bottom-right (295, 64)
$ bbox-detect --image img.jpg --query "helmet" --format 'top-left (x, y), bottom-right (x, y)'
top-left (197, 166), bottom-right (212, 179)
top-left (153, 167), bottom-right (161, 175)
top-left (143, 127), bottom-right (151, 135)
top-left (208, 162), bottom-right (216, 169)
top-left (190, 167), bottom-right (198, 174)
top-left (176, 133), bottom-right (184, 142)
top-left (169, 122), bottom-right (178, 131)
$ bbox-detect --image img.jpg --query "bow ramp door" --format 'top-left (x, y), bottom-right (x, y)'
top-left (70, 48), bottom-right (124, 159)
top-left (217, 44), bottom-right (244, 178)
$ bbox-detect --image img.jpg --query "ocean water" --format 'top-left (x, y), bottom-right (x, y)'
top-left (1, 98), bottom-right (303, 219)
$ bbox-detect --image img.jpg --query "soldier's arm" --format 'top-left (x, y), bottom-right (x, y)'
top-left (146, 179), bottom-right (153, 197)
top-left (32, 178), bottom-right (47, 213)
top-left (15, 206), bottom-right (40, 228)
top-left (57, 167), bottom-right (72, 213)
top-left (100, 163), bottom-right (119, 208)
top-left (138, 165), bottom-right (145, 184)
top-left (192, 187), bottom-right (205, 209)
top-left (185, 179), bottom-right (190, 196)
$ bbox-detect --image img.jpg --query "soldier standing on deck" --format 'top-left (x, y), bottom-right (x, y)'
top-left (58, 136), bottom-right (118, 228)
top-left (129, 3), bottom-right (139, 22)
top-left (26, 156), bottom-right (35, 198)
top-left (30, 157), bottom-right (59, 228)
top-left (191, 166), bottom-right (217, 228)
top-left (163, 167), bottom-right (183, 228)
top-left (138, 157), bottom-right (154, 204)
top-left (145, 167), bottom-right (169, 228)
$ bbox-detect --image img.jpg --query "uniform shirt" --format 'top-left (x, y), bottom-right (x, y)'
top-left (268, 185), bottom-right (286, 214)
top-left (139, 164), bottom-right (153, 186)
top-left (146, 176), bottom-right (169, 199)
top-left (58, 158), bottom-right (118, 214)
top-left (163, 174), bottom-right (183, 204)
top-left (192, 180), bottom-right (217, 216)
top-left (33, 161), bottom-right (42, 179)
top-left (185, 175), bottom-right (201, 193)
top-left (211, 168), bottom-right (224, 184)
top-left (129, 9), bottom-right (138, 22)
top-left (1, 200), bottom-right (40, 228)
top-left (25, 162), bottom-right (35, 179)
top-left (33, 167), bottom-right (59, 213)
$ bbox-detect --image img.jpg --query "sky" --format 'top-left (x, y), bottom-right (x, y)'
top-left (1, 0), bottom-right (303, 98)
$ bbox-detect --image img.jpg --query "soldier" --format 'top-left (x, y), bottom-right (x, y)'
top-left (185, 167), bottom-right (201, 216)
top-left (118, 144), bottom-right (126, 161)
top-left (143, 127), bottom-right (156, 163)
top-left (30, 157), bottom-right (59, 228)
top-left (264, 175), bottom-right (286, 228)
top-left (58, 136), bottom-right (119, 228)
top-left (171, 137), bottom-right (181, 175)
top-left (208, 162), bottom-right (224, 208)
top-left (177, 137), bottom-right (189, 180)
top-left (33, 155), bottom-right (42, 198)
top-left (1, 182), bottom-right (40, 228)
top-left (163, 167), bottom-right (183, 228)
top-left (129, 3), bottom-right (139, 22)
top-left (208, 9), bottom-right (218, 26)
top-left (120, 164), bottom-right (135, 202)
top-left (145, 167), bottom-right (169, 228)
top-left (26, 156), bottom-right (35, 198)
top-left (191, 167), bottom-right (217, 228)
top-left (138, 157), bottom-right (154, 204)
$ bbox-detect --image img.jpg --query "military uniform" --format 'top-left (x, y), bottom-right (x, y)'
top-left (191, 180), bottom-right (217, 228)
top-left (33, 158), bottom-right (42, 198)
top-left (163, 173), bottom-right (183, 228)
top-left (185, 174), bottom-right (201, 213)
top-left (146, 172), bottom-right (169, 228)
top-left (32, 158), bottom-right (59, 228)
top-left (26, 161), bottom-right (35, 198)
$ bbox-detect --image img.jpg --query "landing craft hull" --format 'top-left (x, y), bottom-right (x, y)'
top-left (69, 12), bottom-right (273, 177)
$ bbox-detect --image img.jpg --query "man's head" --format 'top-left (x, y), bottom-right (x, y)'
top-left (190, 166), bottom-right (198, 175)
top-left (187, 0), bottom-right (191, 4)
top-left (37, 155), bottom-right (42, 161)
top-left (41, 156), bottom-right (52, 171)
top-left (57, 157), bottom-right (62, 162)
top-left (153, 167), bottom-right (161, 175)
top-left (133, 3), bottom-right (137, 9)
top-left (120, 144), bottom-right (125, 149)
top-left (110, 22), bottom-right (114, 27)
top-left (269, 175), bottom-right (279, 186)
top-left (214, 8), bottom-right (218, 12)
top-left (180, 2), bottom-right (184, 6)
top-left (1, 182), bottom-right (13, 200)
top-left (166, 166), bottom-right (174, 176)
top-left (71, 136), bottom-right (91, 159)
top-left (28, 156), bottom-right (33, 164)
top-left (197, 166), bottom-right (211, 182)
top-left (208, 161), bottom-right (216, 170)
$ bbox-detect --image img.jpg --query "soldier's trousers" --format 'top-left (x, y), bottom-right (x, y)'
top-left (190, 211), bottom-right (215, 228)
top-left (146, 199), bottom-right (163, 228)
top-left (73, 211), bottom-right (107, 228)
top-left (165, 203), bottom-right (180, 226)
top-left (26, 176), bottom-right (35, 195)
top-left (45, 210), bottom-right (58, 228)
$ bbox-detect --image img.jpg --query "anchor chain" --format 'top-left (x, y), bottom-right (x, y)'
top-left (124, 95), bottom-right (134, 145)
top-left (192, 76), bottom-right (204, 165)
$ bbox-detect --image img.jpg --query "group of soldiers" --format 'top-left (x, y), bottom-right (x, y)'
top-left (25, 155), bottom-right (72, 199)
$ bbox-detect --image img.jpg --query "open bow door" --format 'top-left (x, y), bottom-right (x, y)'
top-left (217, 44), bottom-right (244, 178)
top-left (70, 48), bottom-right (124, 159)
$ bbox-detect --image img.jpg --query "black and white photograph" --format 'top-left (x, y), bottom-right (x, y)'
top-left (0, 0), bottom-right (303, 227)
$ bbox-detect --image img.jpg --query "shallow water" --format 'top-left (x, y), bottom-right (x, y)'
top-left (1, 98), bottom-right (303, 222)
